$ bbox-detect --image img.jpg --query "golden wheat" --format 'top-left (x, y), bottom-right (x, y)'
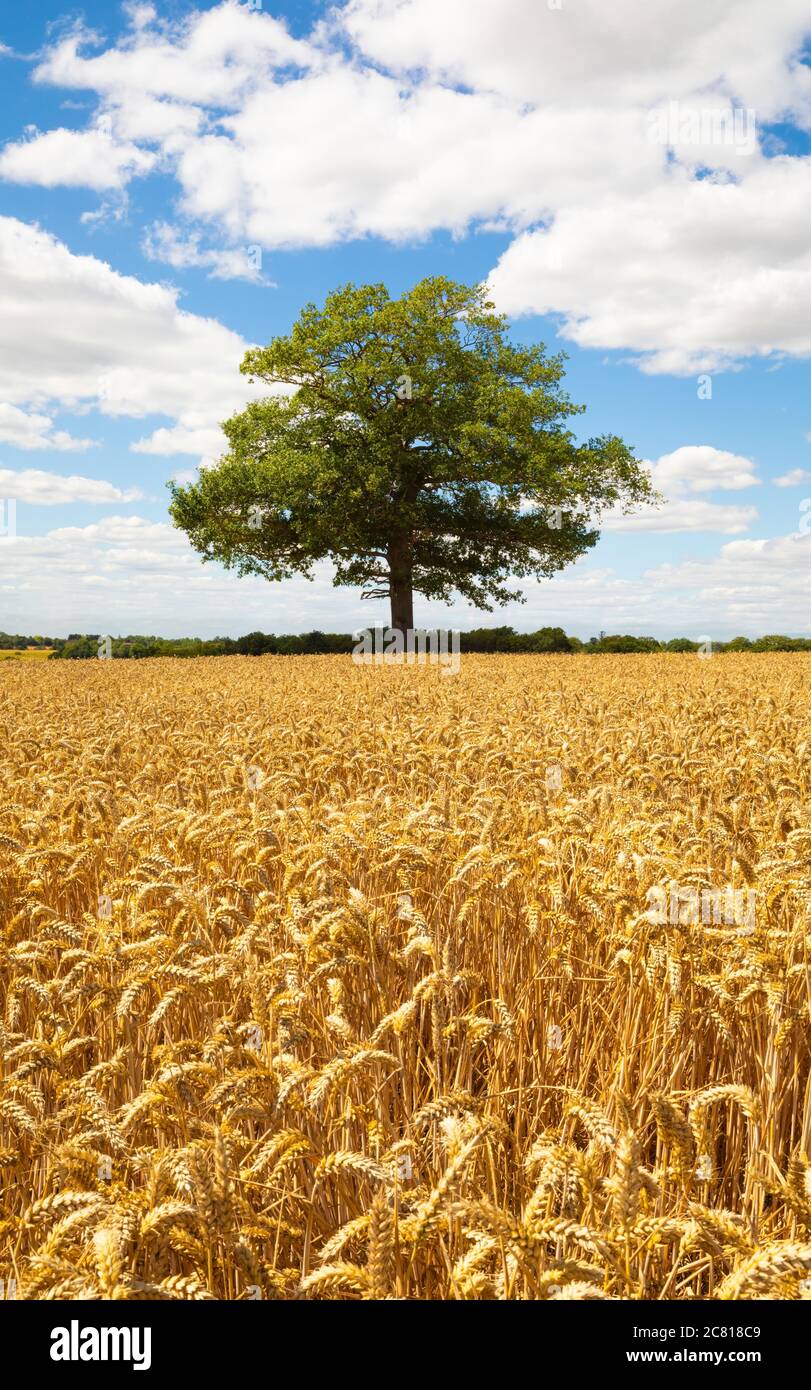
top-left (1, 652), bottom-right (810, 1300)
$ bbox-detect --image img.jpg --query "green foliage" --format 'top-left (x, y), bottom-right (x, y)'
top-left (0, 632), bottom-right (60, 650)
top-left (50, 632), bottom-right (359, 659)
top-left (169, 276), bottom-right (653, 621)
top-left (592, 634), bottom-right (661, 653)
top-left (37, 629), bottom-right (811, 659)
top-left (664, 637), bottom-right (699, 652)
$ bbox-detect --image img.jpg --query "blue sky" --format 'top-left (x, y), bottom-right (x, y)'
top-left (1, 0), bottom-right (811, 639)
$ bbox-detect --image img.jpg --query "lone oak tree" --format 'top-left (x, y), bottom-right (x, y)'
top-left (169, 277), bottom-right (653, 634)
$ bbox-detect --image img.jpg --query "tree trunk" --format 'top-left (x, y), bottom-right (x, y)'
top-left (388, 539), bottom-right (414, 637)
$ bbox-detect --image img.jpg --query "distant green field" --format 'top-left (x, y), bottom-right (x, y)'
top-left (0, 648), bottom-right (53, 660)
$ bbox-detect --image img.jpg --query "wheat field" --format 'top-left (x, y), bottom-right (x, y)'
top-left (1, 653), bottom-right (810, 1301)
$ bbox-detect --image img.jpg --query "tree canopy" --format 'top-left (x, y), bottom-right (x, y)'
top-left (169, 276), bottom-right (654, 632)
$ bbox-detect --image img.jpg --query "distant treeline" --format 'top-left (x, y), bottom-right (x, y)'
top-left (0, 633), bottom-right (55, 649)
top-left (2, 626), bottom-right (811, 658)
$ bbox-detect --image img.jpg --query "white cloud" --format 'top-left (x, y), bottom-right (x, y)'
top-left (0, 514), bottom-right (349, 636)
top-left (400, 530), bottom-right (810, 639)
top-left (169, 468), bottom-right (199, 487)
top-left (9, 0), bottom-right (811, 374)
top-left (19, 7), bottom-right (660, 244)
top-left (602, 445), bottom-right (760, 533)
top-left (601, 499), bottom-right (758, 536)
top-left (0, 469), bottom-right (141, 505)
top-left (0, 127), bottom-right (155, 191)
top-left (472, 530), bottom-right (811, 638)
top-left (0, 216), bottom-right (260, 464)
top-left (651, 446), bottom-right (760, 494)
top-left (142, 221), bottom-right (266, 282)
top-left (487, 160), bottom-right (811, 374)
top-left (124, 4), bottom-right (158, 30)
top-left (0, 506), bottom-right (806, 641)
top-left (0, 403), bottom-right (95, 452)
top-left (337, 0), bottom-right (811, 118)
top-left (209, 76), bottom-right (654, 247)
top-left (0, 511), bottom-right (642, 640)
top-left (34, 5), bottom-right (312, 106)
top-left (774, 467), bottom-right (811, 486)
top-left (639, 530), bottom-right (811, 633)
top-left (130, 423), bottom-right (227, 467)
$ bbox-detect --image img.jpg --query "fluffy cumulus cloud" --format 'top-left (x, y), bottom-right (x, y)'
top-left (0, 449), bottom-right (779, 641)
top-left (601, 498), bottom-right (759, 536)
top-left (142, 222), bottom-right (266, 281)
top-left (130, 422), bottom-right (232, 468)
top-left (774, 468), bottom-right (811, 487)
top-left (486, 161), bottom-right (811, 374)
top-left (4, 509), bottom-right (809, 642)
top-left (443, 529), bottom-right (811, 638)
top-left (0, 514), bottom-right (366, 636)
top-left (0, 126), bottom-right (155, 190)
top-left (570, 531), bottom-right (811, 637)
top-left (651, 446), bottom-right (760, 494)
top-left (34, 3), bottom-right (310, 105)
top-left (337, 0), bottom-right (811, 115)
top-left (602, 446), bottom-right (760, 534)
top-left (0, 403), bottom-right (95, 452)
top-left (1, 0), bottom-right (808, 370)
top-left (0, 215), bottom-right (261, 463)
top-left (0, 469), bottom-right (141, 505)
top-left (641, 530), bottom-right (811, 634)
